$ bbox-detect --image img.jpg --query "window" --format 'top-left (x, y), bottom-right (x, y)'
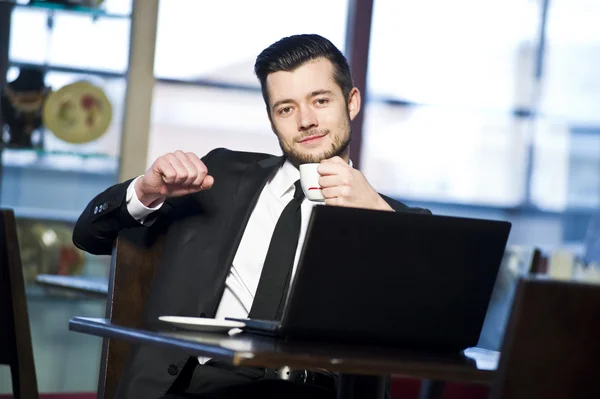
top-left (367, 0), bottom-right (539, 111)
top-left (362, 0), bottom-right (539, 206)
top-left (9, 0), bottom-right (131, 73)
top-left (538, 0), bottom-right (600, 124)
top-left (154, 0), bottom-right (349, 85)
top-left (361, 104), bottom-right (528, 206)
top-left (148, 83), bottom-right (280, 164)
top-left (531, 0), bottom-right (600, 211)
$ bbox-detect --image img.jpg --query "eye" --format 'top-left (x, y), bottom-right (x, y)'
top-left (315, 98), bottom-right (329, 106)
top-left (278, 106), bottom-right (292, 115)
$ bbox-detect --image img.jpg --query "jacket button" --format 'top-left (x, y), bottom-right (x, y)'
top-left (167, 364), bottom-right (179, 376)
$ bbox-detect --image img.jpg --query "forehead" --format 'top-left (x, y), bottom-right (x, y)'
top-left (266, 58), bottom-right (339, 105)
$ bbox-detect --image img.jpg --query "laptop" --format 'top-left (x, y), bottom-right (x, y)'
top-left (227, 205), bottom-right (511, 353)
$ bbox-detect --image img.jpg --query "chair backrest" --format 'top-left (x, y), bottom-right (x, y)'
top-left (490, 276), bottom-right (600, 399)
top-left (98, 230), bottom-right (165, 399)
top-left (0, 209), bottom-right (39, 399)
top-left (477, 246), bottom-right (544, 351)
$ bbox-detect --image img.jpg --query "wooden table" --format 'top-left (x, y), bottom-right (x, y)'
top-left (69, 317), bottom-right (499, 399)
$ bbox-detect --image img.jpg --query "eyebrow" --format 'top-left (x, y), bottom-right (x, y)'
top-left (271, 90), bottom-right (334, 111)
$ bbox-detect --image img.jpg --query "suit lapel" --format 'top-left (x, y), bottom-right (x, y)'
top-left (207, 155), bottom-right (284, 315)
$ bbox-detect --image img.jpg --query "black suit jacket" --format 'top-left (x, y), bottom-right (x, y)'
top-left (73, 148), bottom-right (430, 399)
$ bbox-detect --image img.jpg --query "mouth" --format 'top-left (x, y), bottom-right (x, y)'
top-left (298, 134), bottom-right (326, 144)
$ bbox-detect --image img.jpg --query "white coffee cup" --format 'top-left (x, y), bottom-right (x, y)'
top-left (299, 163), bottom-right (325, 202)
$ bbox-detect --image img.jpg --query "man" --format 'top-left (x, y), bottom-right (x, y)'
top-left (73, 34), bottom-right (430, 399)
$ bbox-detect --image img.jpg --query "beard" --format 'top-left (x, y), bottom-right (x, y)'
top-left (276, 113), bottom-right (352, 168)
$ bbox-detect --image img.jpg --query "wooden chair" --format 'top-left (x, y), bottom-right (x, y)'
top-left (97, 230), bottom-right (164, 399)
top-left (489, 276), bottom-right (600, 399)
top-left (0, 209), bottom-right (39, 399)
top-left (416, 246), bottom-right (545, 399)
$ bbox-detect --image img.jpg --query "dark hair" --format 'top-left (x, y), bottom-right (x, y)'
top-left (254, 34), bottom-right (354, 111)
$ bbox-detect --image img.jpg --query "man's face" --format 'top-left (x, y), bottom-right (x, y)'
top-left (265, 58), bottom-right (360, 167)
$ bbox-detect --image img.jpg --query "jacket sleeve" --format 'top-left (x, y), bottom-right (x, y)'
top-left (72, 178), bottom-right (149, 255)
top-left (72, 148), bottom-right (224, 255)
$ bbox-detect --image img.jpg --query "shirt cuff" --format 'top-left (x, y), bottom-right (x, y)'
top-left (126, 176), bottom-right (163, 224)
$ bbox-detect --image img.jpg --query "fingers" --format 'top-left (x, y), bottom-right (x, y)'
top-left (200, 174), bottom-right (215, 190)
top-left (154, 151), bottom-right (211, 191)
top-left (324, 196), bottom-right (350, 207)
top-left (317, 158), bottom-right (350, 177)
top-left (318, 157), bottom-right (383, 210)
top-left (319, 174), bottom-right (350, 188)
top-left (184, 152), bottom-right (210, 188)
top-left (173, 151), bottom-right (198, 186)
top-left (320, 156), bottom-right (347, 165)
top-left (321, 186), bottom-right (350, 200)
top-left (154, 156), bottom-right (180, 184)
top-left (317, 163), bottom-right (344, 177)
top-left (318, 158), bottom-right (354, 207)
top-left (325, 198), bottom-right (342, 207)
top-left (318, 162), bottom-right (353, 189)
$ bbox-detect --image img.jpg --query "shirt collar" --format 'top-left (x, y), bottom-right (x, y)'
top-left (270, 159), bottom-right (301, 199)
top-left (269, 157), bottom-right (354, 199)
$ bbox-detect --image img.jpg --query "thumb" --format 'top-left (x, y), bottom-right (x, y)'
top-left (199, 175), bottom-right (215, 190)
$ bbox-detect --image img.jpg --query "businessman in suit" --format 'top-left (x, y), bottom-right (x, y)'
top-left (73, 34), bottom-right (430, 399)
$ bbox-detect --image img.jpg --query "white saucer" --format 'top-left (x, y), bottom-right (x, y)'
top-left (158, 316), bottom-right (245, 332)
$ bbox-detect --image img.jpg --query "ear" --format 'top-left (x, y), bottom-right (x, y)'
top-left (347, 87), bottom-right (361, 121)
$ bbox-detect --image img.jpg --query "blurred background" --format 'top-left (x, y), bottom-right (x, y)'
top-left (1, 0), bottom-right (599, 395)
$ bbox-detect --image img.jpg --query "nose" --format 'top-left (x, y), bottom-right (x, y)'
top-left (297, 106), bottom-right (318, 131)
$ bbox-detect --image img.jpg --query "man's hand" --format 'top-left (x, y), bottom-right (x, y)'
top-left (135, 150), bottom-right (214, 207)
top-left (318, 157), bottom-right (393, 211)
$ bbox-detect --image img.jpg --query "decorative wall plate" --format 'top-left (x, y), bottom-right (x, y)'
top-left (42, 81), bottom-right (112, 144)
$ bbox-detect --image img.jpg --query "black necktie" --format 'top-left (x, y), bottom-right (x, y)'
top-left (249, 180), bottom-right (304, 320)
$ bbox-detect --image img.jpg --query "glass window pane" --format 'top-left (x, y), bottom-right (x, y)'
top-left (9, 7), bottom-right (130, 72)
top-left (96, 0), bottom-right (132, 15)
top-left (532, 1), bottom-right (600, 211)
top-left (529, 118), bottom-right (571, 211)
top-left (539, 0), bottom-right (600, 124)
top-left (531, 120), bottom-right (600, 211)
top-left (361, 104), bottom-right (528, 206)
top-left (154, 0), bottom-right (349, 85)
top-left (48, 14), bottom-right (130, 72)
top-left (148, 83), bottom-right (280, 167)
top-left (9, 8), bottom-right (49, 64)
top-left (566, 131), bottom-right (600, 209)
top-left (368, 0), bottom-right (540, 111)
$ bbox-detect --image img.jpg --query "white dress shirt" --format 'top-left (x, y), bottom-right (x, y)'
top-left (125, 159), bottom-right (321, 363)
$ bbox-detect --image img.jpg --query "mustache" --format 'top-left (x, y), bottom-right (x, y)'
top-left (295, 129), bottom-right (329, 143)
